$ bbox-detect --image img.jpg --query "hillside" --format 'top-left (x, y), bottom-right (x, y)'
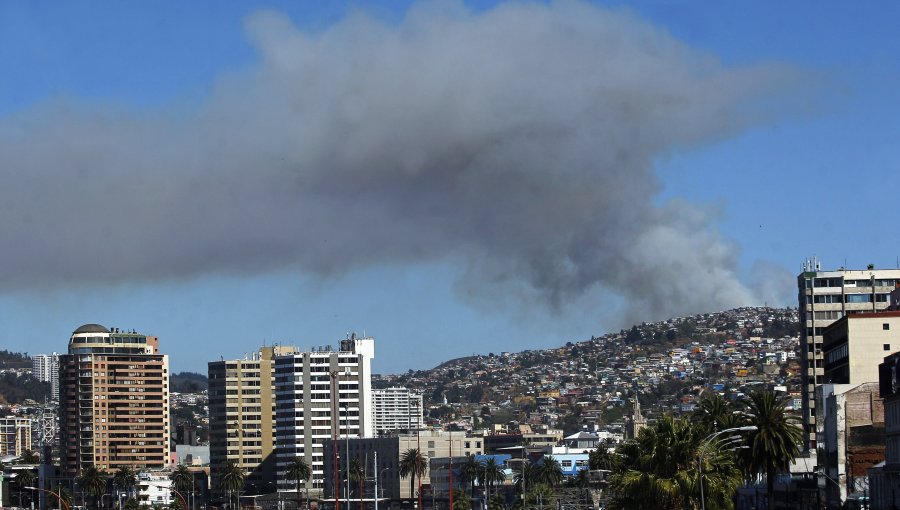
top-left (171, 371), bottom-right (208, 393)
top-left (374, 306), bottom-right (801, 434)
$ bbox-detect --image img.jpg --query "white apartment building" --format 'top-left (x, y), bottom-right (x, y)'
top-left (372, 387), bottom-right (423, 435)
top-left (274, 334), bottom-right (375, 496)
top-left (797, 262), bottom-right (900, 449)
top-left (136, 471), bottom-right (174, 507)
top-left (32, 353), bottom-right (59, 401)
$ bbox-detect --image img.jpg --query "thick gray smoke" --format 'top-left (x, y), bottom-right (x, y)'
top-left (0, 1), bottom-right (801, 321)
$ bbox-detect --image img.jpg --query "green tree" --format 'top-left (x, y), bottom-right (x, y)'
top-left (349, 457), bottom-right (365, 504)
top-left (77, 466), bottom-right (108, 509)
top-left (460, 455), bottom-right (482, 496)
top-left (589, 439), bottom-right (619, 472)
top-left (524, 484), bottom-right (555, 508)
top-left (607, 416), bottom-right (741, 510)
top-left (487, 493), bottom-right (507, 510)
top-left (482, 458), bottom-right (505, 499)
top-left (739, 391), bottom-right (802, 510)
top-left (18, 450), bottom-right (40, 464)
top-left (536, 456), bottom-right (562, 488)
top-left (453, 491), bottom-right (472, 510)
top-left (15, 469), bottom-right (37, 508)
top-left (399, 449), bottom-right (427, 500)
top-left (218, 460), bottom-right (245, 509)
top-left (286, 456), bottom-right (312, 509)
top-left (113, 466), bottom-right (137, 502)
top-left (513, 462), bottom-right (535, 493)
top-left (123, 497), bottom-right (141, 510)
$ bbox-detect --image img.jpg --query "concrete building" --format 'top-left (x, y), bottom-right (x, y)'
top-left (136, 470), bottom-right (175, 507)
top-left (372, 387), bottom-right (423, 436)
top-left (208, 345), bottom-right (296, 493)
top-left (870, 351), bottom-right (900, 509)
top-left (822, 312), bottom-right (900, 385)
top-left (32, 353), bottom-right (60, 402)
top-left (58, 324), bottom-right (170, 476)
top-left (0, 416), bottom-right (32, 458)
top-left (274, 334), bottom-right (375, 496)
top-left (797, 264), bottom-right (900, 449)
top-left (818, 382), bottom-right (884, 508)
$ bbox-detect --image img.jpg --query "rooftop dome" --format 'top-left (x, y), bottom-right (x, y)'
top-left (72, 323), bottom-right (110, 335)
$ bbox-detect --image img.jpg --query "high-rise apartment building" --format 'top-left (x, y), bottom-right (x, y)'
top-left (372, 387), bottom-right (423, 436)
top-left (32, 353), bottom-right (60, 401)
top-left (208, 345), bottom-right (297, 492)
top-left (797, 262), bottom-right (900, 449)
top-left (59, 324), bottom-right (170, 476)
top-left (0, 416), bottom-right (33, 458)
top-left (274, 334), bottom-right (375, 496)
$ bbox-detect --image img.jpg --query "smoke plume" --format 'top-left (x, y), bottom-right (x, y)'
top-left (0, 1), bottom-right (802, 321)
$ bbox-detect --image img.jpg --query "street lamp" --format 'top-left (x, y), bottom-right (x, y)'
top-left (698, 426), bottom-right (757, 510)
top-left (412, 400), bottom-right (422, 510)
top-left (331, 369), bottom-right (341, 510)
top-left (25, 486), bottom-right (71, 510)
top-left (344, 401), bottom-right (351, 503)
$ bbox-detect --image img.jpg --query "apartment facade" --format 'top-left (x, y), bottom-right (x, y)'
top-left (58, 324), bottom-right (170, 476)
top-left (274, 334), bottom-right (375, 496)
top-left (0, 416), bottom-right (33, 457)
top-left (823, 312), bottom-right (900, 385)
top-left (797, 264), bottom-right (900, 449)
top-left (372, 387), bottom-right (423, 436)
top-left (208, 345), bottom-right (296, 492)
top-left (32, 353), bottom-right (60, 402)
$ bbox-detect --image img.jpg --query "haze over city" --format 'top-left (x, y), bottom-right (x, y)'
top-left (2, 0), bottom-right (900, 374)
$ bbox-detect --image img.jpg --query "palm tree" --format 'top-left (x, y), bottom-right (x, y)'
top-left (18, 450), bottom-right (40, 464)
top-left (606, 415), bottom-right (742, 510)
top-left (569, 468), bottom-right (590, 489)
top-left (53, 484), bottom-right (73, 510)
top-left (482, 458), bottom-right (505, 499)
top-left (218, 460), bottom-right (246, 509)
top-left (487, 493), bottom-right (507, 510)
top-left (513, 461), bottom-right (535, 493)
top-left (399, 448), bottom-right (427, 500)
top-left (78, 466), bottom-right (108, 509)
top-left (740, 391), bottom-right (802, 510)
top-left (15, 469), bottom-right (37, 508)
top-left (349, 457), bottom-right (365, 509)
top-left (286, 456), bottom-right (312, 509)
top-left (113, 466), bottom-right (137, 504)
top-left (589, 439), bottom-right (618, 473)
top-left (454, 491), bottom-right (472, 510)
top-left (460, 454), bottom-right (482, 497)
top-left (536, 456), bottom-right (563, 488)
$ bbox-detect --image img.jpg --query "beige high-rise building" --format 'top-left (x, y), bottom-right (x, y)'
top-left (208, 345), bottom-right (296, 492)
top-left (59, 324), bottom-right (171, 476)
top-left (0, 416), bottom-right (33, 458)
top-left (797, 262), bottom-right (900, 449)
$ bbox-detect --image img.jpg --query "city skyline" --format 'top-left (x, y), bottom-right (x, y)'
top-left (2, 1), bottom-right (900, 374)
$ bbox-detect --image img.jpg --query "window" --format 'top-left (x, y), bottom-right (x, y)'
top-left (886, 344), bottom-right (892, 351)
top-left (846, 294), bottom-right (872, 303)
top-left (885, 324), bottom-right (891, 331)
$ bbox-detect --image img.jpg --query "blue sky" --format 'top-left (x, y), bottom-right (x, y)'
top-left (1, 1), bottom-right (899, 374)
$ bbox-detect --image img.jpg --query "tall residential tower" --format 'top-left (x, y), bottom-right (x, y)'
top-left (208, 345), bottom-right (297, 492)
top-left (274, 333), bottom-right (375, 496)
top-left (797, 262), bottom-right (900, 449)
top-left (58, 324), bottom-right (170, 476)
